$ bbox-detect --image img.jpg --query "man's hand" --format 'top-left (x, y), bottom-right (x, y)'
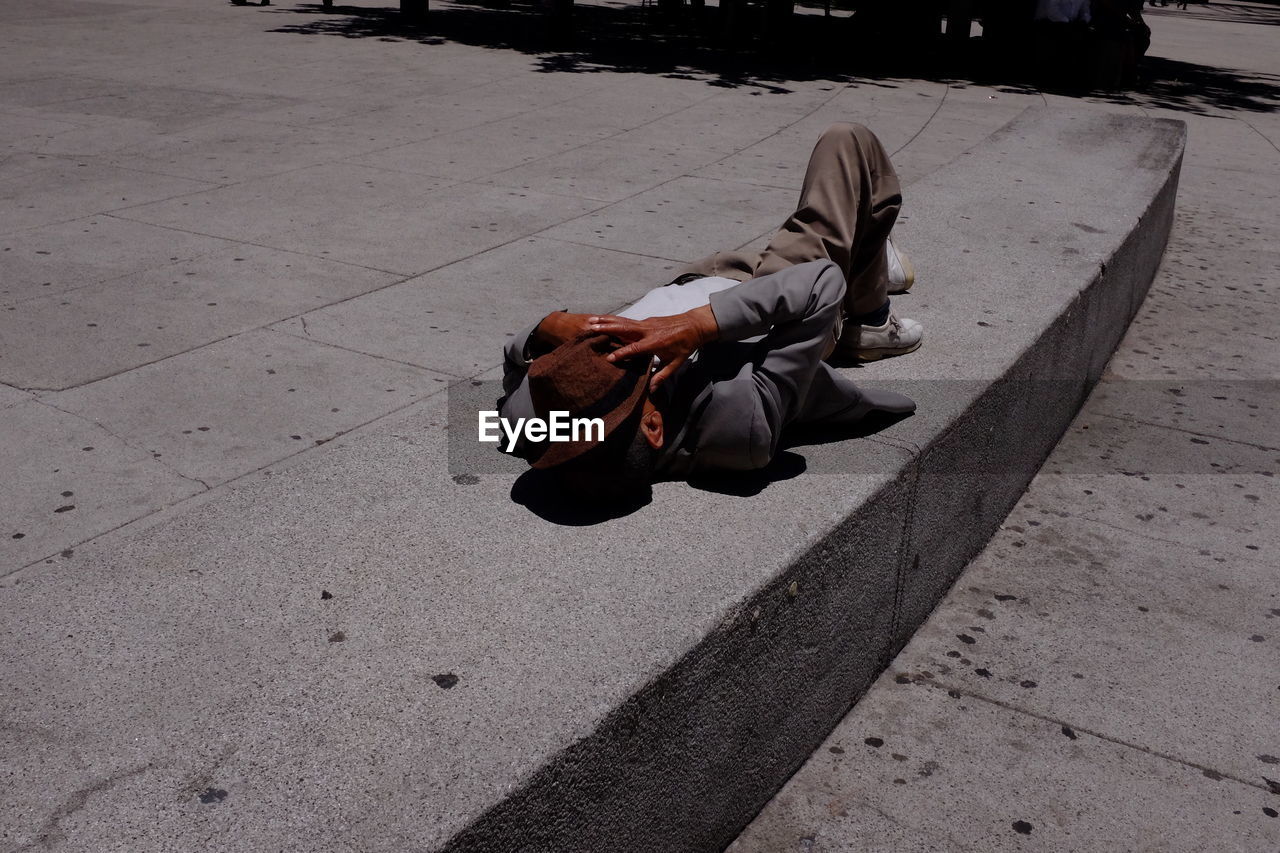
top-left (533, 312), bottom-right (595, 349)
top-left (587, 305), bottom-right (719, 389)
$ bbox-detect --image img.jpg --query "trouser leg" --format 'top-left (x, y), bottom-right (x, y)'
top-left (755, 122), bottom-right (900, 316)
top-left (678, 123), bottom-right (901, 318)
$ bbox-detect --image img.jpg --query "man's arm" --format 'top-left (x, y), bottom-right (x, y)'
top-left (593, 260), bottom-right (848, 470)
top-left (706, 260), bottom-right (848, 468)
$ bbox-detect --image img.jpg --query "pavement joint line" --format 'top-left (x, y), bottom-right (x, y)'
top-left (327, 77), bottom-right (747, 192)
top-left (902, 676), bottom-right (1277, 795)
top-left (0, 104), bottom-right (100, 130)
top-left (686, 173), bottom-right (802, 193)
top-left (1, 378), bottom-right (460, 583)
top-left (498, 84), bottom-right (882, 248)
top-left (266, 323), bottom-right (467, 379)
top-left (535, 234), bottom-right (691, 265)
top-left (0, 233), bottom-right (248, 310)
top-left (468, 174), bottom-right (635, 205)
top-left (1092, 409), bottom-right (1280, 453)
top-left (0, 177), bottom-right (224, 242)
top-left (98, 211), bottom-right (412, 277)
top-left (1240, 117), bottom-right (1280, 154)
top-left (32, 396), bottom-right (213, 491)
top-left (1054, 506), bottom-right (1277, 570)
top-left (888, 83), bottom-right (950, 157)
top-left (322, 71), bottom-right (728, 177)
top-left (6, 290), bottom-right (429, 393)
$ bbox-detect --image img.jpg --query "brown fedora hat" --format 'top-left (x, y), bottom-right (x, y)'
top-left (526, 332), bottom-right (650, 469)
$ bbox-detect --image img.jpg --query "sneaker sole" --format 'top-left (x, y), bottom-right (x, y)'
top-left (854, 338), bottom-right (922, 361)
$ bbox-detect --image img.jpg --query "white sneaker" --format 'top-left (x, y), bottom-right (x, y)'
top-left (848, 313), bottom-right (923, 361)
top-left (886, 237), bottom-right (915, 294)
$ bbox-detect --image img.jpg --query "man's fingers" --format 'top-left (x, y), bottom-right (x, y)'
top-left (649, 355), bottom-right (685, 389)
top-left (590, 322), bottom-right (642, 339)
top-left (587, 315), bottom-right (636, 328)
top-left (606, 341), bottom-right (646, 362)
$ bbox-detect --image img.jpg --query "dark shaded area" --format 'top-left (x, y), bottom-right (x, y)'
top-left (262, 1), bottom-right (1280, 114)
top-left (266, 1), bottom-right (859, 92)
top-left (780, 409), bottom-right (914, 445)
top-left (511, 412), bottom-right (912, 521)
top-left (511, 467), bottom-right (652, 524)
top-left (1093, 54), bottom-right (1280, 114)
top-left (686, 449), bottom-right (806, 497)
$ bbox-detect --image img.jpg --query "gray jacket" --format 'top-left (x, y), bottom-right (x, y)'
top-left (499, 260), bottom-right (897, 477)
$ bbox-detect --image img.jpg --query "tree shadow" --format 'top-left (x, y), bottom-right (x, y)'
top-left (1146, 1), bottom-right (1280, 28)
top-left (262, 1), bottom-right (1280, 114)
top-left (1095, 54), bottom-right (1280, 115)
top-left (265, 1), bottom-right (884, 91)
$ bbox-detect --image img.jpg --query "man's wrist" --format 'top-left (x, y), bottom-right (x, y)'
top-left (691, 304), bottom-right (719, 347)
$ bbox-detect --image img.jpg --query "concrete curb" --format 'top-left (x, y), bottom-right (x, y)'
top-left (443, 108), bottom-right (1187, 852)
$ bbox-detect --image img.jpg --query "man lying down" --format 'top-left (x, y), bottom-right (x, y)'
top-left (497, 123), bottom-right (921, 504)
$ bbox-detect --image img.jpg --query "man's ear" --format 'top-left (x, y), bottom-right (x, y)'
top-left (639, 405), bottom-right (664, 450)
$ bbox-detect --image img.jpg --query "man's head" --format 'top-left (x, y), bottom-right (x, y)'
top-left (526, 332), bottom-right (664, 503)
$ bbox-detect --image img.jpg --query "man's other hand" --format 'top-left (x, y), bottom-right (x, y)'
top-left (533, 312), bottom-right (595, 349)
top-left (588, 305), bottom-right (719, 389)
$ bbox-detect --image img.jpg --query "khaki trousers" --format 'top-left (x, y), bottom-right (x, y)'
top-left (678, 122), bottom-right (902, 322)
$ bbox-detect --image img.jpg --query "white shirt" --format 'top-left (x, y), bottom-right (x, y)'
top-left (616, 276), bottom-right (742, 321)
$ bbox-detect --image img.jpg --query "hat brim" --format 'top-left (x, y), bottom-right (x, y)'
top-left (529, 357), bottom-right (651, 470)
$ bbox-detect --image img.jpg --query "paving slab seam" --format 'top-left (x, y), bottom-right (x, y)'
top-left (1240, 118), bottom-right (1280, 153)
top-left (1092, 409), bottom-right (1280, 453)
top-left (96, 211), bottom-right (423, 278)
top-left (0, 375), bottom-right (447, 581)
top-left (892, 676), bottom-right (1277, 795)
top-left (329, 81), bottom-right (731, 181)
top-left (323, 77), bottom-right (844, 214)
top-left (0, 181), bottom-right (221, 242)
top-left (4, 311), bottom-right (421, 392)
top-left (30, 397), bottom-right (214, 489)
top-left (1068, 510), bottom-right (1277, 571)
top-left (270, 322), bottom-right (472, 379)
top-left (0, 234), bottom-right (246, 310)
top-left (536, 233), bottom-right (692, 265)
top-left (887, 82), bottom-right (951, 157)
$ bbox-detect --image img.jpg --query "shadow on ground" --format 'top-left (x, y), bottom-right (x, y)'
top-left (1146, 0), bottom-right (1280, 28)
top-left (260, 1), bottom-right (1280, 113)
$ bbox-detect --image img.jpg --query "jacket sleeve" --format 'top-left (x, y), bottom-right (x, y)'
top-left (695, 260), bottom-right (847, 470)
top-left (495, 321), bottom-right (543, 459)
